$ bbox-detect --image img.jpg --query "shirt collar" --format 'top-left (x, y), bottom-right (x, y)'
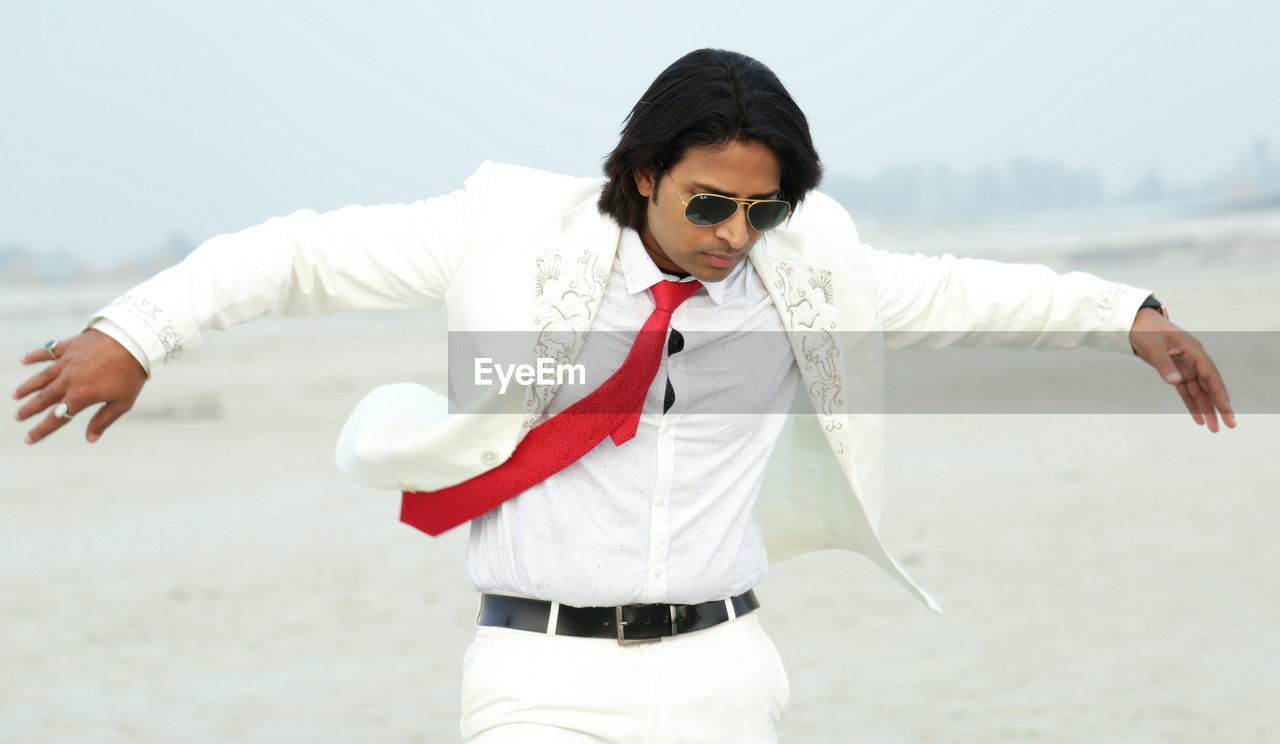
top-left (618, 228), bottom-right (733, 306)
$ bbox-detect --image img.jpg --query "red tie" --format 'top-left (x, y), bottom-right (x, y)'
top-left (400, 279), bottom-right (703, 536)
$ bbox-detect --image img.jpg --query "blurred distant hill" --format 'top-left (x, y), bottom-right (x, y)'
top-left (0, 233), bottom-right (195, 286)
top-left (823, 138), bottom-right (1280, 224)
top-left (3, 140), bottom-right (1278, 284)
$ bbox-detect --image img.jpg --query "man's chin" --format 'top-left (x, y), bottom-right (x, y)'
top-left (688, 266), bottom-right (733, 283)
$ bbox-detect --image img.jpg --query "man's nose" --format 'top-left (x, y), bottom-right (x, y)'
top-left (713, 204), bottom-right (752, 250)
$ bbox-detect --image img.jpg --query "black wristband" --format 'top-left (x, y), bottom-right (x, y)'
top-left (1139, 294), bottom-right (1167, 318)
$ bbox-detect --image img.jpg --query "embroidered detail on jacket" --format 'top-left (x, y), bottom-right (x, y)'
top-left (1095, 281), bottom-right (1126, 324)
top-left (775, 263), bottom-right (844, 431)
top-left (521, 250), bottom-right (609, 427)
top-left (810, 269), bottom-right (835, 305)
top-left (803, 333), bottom-right (843, 419)
top-left (111, 292), bottom-right (184, 363)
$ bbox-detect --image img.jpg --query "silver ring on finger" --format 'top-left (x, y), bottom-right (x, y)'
top-left (44, 339), bottom-right (58, 361)
top-left (54, 402), bottom-right (74, 420)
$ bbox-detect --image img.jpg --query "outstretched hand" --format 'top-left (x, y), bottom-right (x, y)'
top-left (12, 329), bottom-right (148, 444)
top-left (1128, 308), bottom-right (1235, 432)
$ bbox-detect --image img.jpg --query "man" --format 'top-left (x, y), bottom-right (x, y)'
top-left (14, 49), bottom-right (1233, 742)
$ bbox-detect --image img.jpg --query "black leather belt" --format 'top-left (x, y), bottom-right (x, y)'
top-left (478, 591), bottom-right (759, 645)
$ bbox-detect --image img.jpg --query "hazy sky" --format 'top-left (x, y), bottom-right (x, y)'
top-left (3, 0), bottom-right (1277, 262)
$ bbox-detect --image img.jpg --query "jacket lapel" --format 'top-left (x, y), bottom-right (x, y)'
top-left (750, 230), bottom-right (849, 444)
top-left (519, 198), bottom-right (621, 429)
top-left (749, 216), bottom-right (886, 518)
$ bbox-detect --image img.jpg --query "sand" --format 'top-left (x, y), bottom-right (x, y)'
top-left (3, 210), bottom-right (1278, 743)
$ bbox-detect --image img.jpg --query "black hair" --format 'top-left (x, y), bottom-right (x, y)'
top-left (598, 48), bottom-right (823, 231)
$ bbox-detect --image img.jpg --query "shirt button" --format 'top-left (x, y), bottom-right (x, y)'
top-left (661, 423), bottom-right (671, 435)
top-left (481, 448), bottom-right (499, 464)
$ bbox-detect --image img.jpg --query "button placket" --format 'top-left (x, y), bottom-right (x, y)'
top-left (646, 386), bottom-right (676, 600)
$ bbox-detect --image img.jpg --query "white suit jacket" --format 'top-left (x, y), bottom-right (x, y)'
top-left (95, 161), bottom-right (1151, 612)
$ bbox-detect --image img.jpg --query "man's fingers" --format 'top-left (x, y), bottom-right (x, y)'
top-left (1191, 378), bottom-right (1220, 432)
top-left (1173, 381), bottom-right (1203, 426)
top-left (15, 380), bottom-right (67, 421)
top-left (1172, 343), bottom-right (1236, 433)
top-left (1174, 354), bottom-right (1219, 432)
top-left (85, 400), bottom-right (130, 444)
top-left (12, 364), bottom-right (60, 401)
top-left (1216, 396), bottom-right (1236, 429)
top-left (22, 405), bottom-right (80, 445)
top-left (1192, 351), bottom-right (1236, 429)
top-left (19, 338), bottom-right (69, 365)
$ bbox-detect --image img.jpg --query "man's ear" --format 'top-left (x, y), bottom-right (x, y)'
top-left (634, 167), bottom-right (656, 199)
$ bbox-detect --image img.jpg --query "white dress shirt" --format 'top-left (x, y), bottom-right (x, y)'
top-left (465, 229), bottom-right (800, 607)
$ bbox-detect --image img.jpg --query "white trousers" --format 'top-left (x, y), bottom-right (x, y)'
top-left (459, 612), bottom-right (790, 743)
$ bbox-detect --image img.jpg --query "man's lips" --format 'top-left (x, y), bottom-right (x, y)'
top-left (703, 252), bottom-right (739, 268)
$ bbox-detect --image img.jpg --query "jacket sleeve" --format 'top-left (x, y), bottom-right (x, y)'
top-left (88, 162), bottom-right (497, 376)
top-left (865, 248), bottom-right (1152, 353)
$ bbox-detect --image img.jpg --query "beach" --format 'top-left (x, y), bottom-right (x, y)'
top-left (3, 210), bottom-right (1278, 743)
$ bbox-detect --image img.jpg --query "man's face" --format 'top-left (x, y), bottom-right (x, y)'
top-left (634, 139), bottom-right (782, 282)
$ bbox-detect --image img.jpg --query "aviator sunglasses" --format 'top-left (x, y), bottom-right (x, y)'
top-left (667, 176), bottom-right (792, 232)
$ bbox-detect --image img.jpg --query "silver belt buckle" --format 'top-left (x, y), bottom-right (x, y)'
top-left (614, 605), bottom-right (669, 646)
